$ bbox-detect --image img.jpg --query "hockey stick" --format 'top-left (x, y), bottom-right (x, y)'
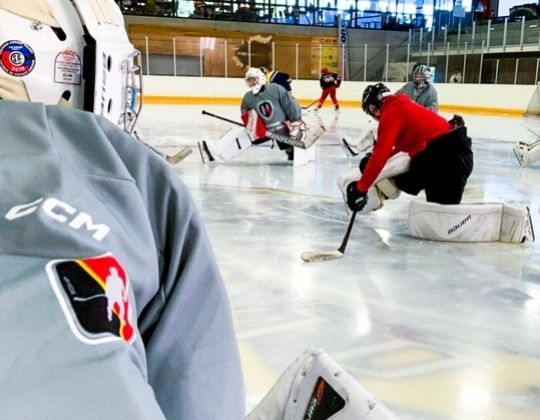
top-left (202, 109), bottom-right (322, 149)
top-left (202, 110), bottom-right (243, 127)
top-left (166, 147), bottom-right (193, 164)
top-left (302, 99), bottom-right (319, 110)
top-left (301, 210), bottom-right (358, 263)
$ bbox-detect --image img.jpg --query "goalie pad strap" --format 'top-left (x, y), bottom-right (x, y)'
top-left (408, 201), bottom-right (533, 243)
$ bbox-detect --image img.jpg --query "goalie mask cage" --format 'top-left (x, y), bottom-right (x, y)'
top-left (525, 82), bottom-right (540, 117)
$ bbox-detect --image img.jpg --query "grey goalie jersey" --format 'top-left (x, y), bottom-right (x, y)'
top-left (396, 82), bottom-right (439, 111)
top-left (241, 82), bottom-right (301, 135)
top-left (0, 101), bottom-right (244, 419)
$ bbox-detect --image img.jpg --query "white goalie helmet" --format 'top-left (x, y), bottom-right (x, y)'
top-left (245, 67), bottom-right (265, 94)
top-left (0, 0), bottom-right (142, 133)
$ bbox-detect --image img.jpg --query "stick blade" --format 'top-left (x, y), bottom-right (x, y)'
top-left (301, 250), bottom-right (343, 263)
top-left (166, 147), bottom-right (192, 164)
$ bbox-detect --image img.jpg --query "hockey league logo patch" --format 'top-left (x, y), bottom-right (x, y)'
top-left (46, 253), bottom-right (135, 345)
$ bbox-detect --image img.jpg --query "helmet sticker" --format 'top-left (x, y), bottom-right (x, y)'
top-left (54, 50), bottom-right (82, 85)
top-left (0, 40), bottom-right (36, 77)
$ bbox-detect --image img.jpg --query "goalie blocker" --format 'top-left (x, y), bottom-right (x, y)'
top-left (247, 349), bottom-right (397, 420)
top-left (409, 201), bottom-right (534, 243)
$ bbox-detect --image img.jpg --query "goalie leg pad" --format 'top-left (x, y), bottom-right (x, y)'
top-left (374, 152), bottom-right (411, 181)
top-left (376, 178), bottom-right (400, 199)
top-left (513, 138), bottom-right (540, 167)
top-left (300, 113), bottom-right (326, 148)
top-left (204, 126), bottom-right (253, 162)
top-left (337, 168), bottom-right (384, 214)
top-left (247, 349), bottom-right (398, 420)
top-left (354, 125), bottom-right (377, 152)
top-left (337, 153), bottom-right (410, 214)
top-left (501, 203), bottom-right (534, 243)
top-left (408, 201), bottom-right (534, 243)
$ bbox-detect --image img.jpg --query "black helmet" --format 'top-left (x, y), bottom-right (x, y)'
top-left (362, 83), bottom-right (390, 115)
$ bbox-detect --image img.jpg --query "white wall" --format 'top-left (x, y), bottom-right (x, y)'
top-left (143, 76), bottom-right (538, 113)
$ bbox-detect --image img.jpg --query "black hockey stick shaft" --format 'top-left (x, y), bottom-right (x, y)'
top-left (337, 210), bottom-right (358, 254)
top-left (302, 99), bottom-right (319, 110)
top-left (202, 110), bottom-right (243, 127)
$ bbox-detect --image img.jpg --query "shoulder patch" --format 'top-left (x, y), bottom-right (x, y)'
top-left (46, 253), bottom-right (135, 345)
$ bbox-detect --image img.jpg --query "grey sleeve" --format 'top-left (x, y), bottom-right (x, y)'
top-left (428, 86), bottom-right (439, 112)
top-left (97, 119), bottom-right (245, 419)
top-left (418, 85), bottom-right (438, 112)
top-left (276, 85), bottom-right (301, 121)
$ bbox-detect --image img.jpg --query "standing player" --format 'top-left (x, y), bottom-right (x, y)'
top-left (0, 1), bottom-right (244, 418)
top-left (341, 65), bottom-right (439, 158)
top-left (261, 66), bottom-right (293, 93)
top-left (396, 64), bottom-right (438, 112)
top-left (315, 67), bottom-right (341, 112)
top-left (199, 67), bottom-right (323, 162)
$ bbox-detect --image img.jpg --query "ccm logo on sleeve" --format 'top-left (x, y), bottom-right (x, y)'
top-left (5, 197), bottom-right (110, 241)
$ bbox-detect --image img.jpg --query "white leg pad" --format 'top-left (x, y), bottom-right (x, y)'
top-left (375, 152), bottom-right (411, 180)
top-left (501, 203), bottom-right (534, 243)
top-left (206, 126), bottom-right (253, 162)
top-left (337, 167), bottom-right (384, 214)
top-left (246, 348), bottom-right (398, 420)
top-left (408, 201), bottom-right (533, 243)
top-left (353, 125), bottom-right (378, 152)
top-left (337, 152), bottom-right (411, 214)
top-left (376, 178), bottom-right (400, 199)
top-left (301, 114), bottom-right (326, 149)
top-left (513, 138), bottom-right (540, 167)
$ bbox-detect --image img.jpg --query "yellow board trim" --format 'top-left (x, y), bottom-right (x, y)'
top-left (142, 95), bottom-right (525, 116)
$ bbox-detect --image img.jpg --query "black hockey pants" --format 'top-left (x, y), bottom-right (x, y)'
top-left (392, 126), bottom-right (473, 204)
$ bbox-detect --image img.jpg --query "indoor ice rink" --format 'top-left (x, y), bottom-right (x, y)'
top-left (140, 103), bottom-right (540, 420)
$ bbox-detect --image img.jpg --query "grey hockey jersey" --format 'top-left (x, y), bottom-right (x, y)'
top-left (396, 82), bottom-right (439, 112)
top-left (0, 101), bottom-right (245, 419)
top-left (241, 83), bottom-right (301, 134)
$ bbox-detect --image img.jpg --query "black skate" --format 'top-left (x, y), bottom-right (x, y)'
top-left (197, 140), bottom-right (215, 164)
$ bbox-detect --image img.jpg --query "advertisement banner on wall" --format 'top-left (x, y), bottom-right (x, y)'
top-left (337, 16), bottom-right (349, 80)
top-left (311, 37), bottom-right (338, 76)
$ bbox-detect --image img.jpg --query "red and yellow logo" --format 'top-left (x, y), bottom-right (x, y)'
top-left (46, 254), bottom-right (135, 345)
